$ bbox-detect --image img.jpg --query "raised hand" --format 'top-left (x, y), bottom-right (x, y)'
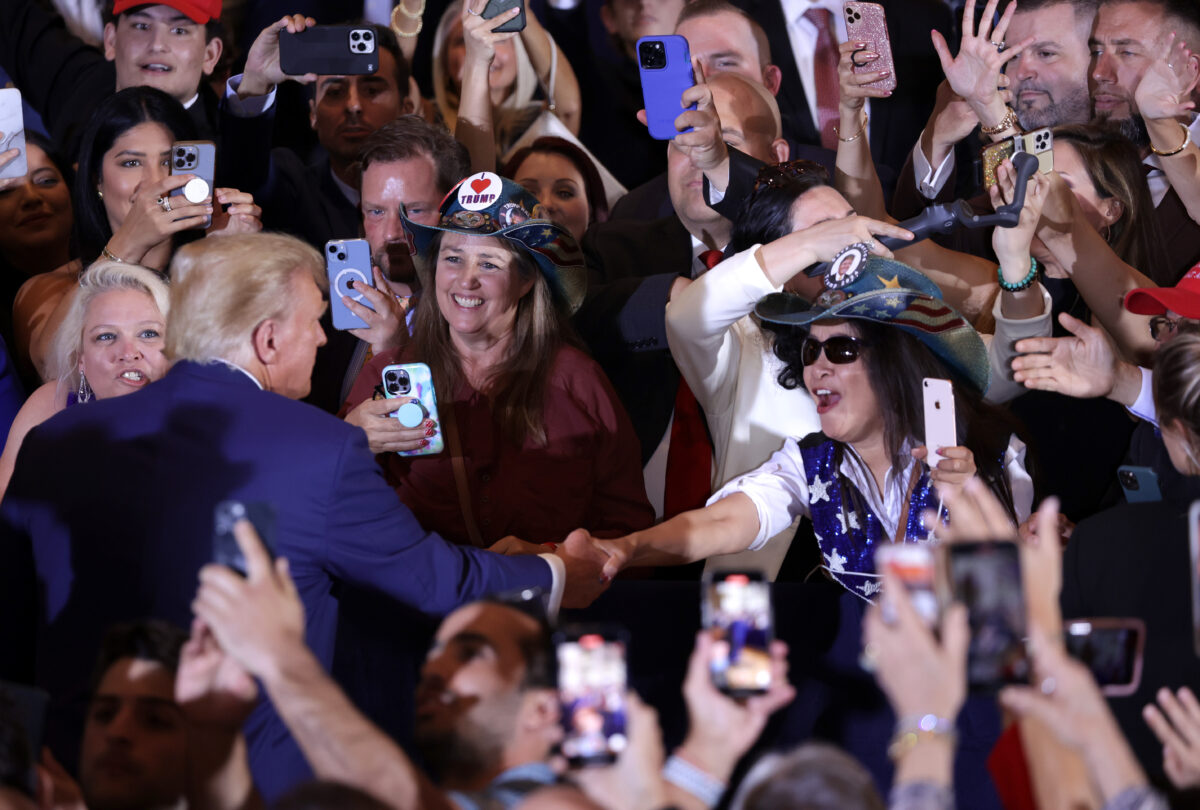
top-left (913, 445), bottom-right (976, 501)
top-left (931, 0), bottom-right (1031, 123)
top-left (570, 693), bottom-right (670, 810)
top-left (1011, 312), bottom-right (1120, 397)
top-left (175, 617), bottom-right (259, 732)
top-left (461, 0), bottom-right (520, 73)
top-left (240, 14), bottom-right (318, 98)
top-left (990, 161), bottom-right (1050, 272)
top-left (1134, 31), bottom-right (1200, 122)
top-left (837, 40), bottom-right (893, 110)
top-left (107, 173), bottom-right (212, 262)
top-left (206, 187), bottom-right (262, 237)
top-left (1144, 686), bottom-right (1200, 789)
top-left (346, 265), bottom-right (410, 354)
top-left (666, 69), bottom-right (728, 174)
top-left (343, 396), bottom-right (432, 454)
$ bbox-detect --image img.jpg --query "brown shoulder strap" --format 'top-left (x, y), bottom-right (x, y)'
top-left (440, 401), bottom-right (485, 548)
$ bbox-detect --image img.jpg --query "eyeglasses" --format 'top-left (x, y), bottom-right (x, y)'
top-left (1150, 315), bottom-right (1181, 341)
top-left (752, 159), bottom-right (826, 193)
top-left (800, 335), bottom-right (869, 366)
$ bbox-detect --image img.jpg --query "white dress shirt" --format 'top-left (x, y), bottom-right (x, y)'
top-left (780, 0), bottom-right (870, 140)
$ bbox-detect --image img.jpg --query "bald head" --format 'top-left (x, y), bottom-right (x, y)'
top-left (708, 72), bottom-right (785, 163)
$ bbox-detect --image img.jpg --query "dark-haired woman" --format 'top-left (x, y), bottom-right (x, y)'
top-left (503, 136), bottom-right (609, 243)
top-left (14, 86), bottom-right (261, 380)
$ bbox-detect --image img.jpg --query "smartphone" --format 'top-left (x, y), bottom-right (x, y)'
top-left (1064, 618), bottom-right (1145, 697)
top-left (169, 140), bottom-right (215, 228)
top-left (948, 541), bottom-right (1031, 690)
top-left (555, 625), bottom-right (629, 767)
top-left (922, 378), bottom-right (956, 470)
top-left (636, 35), bottom-right (696, 140)
top-left (382, 362), bottom-right (443, 456)
top-left (702, 570), bottom-right (773, 696)
top-left (0, 681), bottom-right (47, 797)
top-left (482, 0), bottom-right (526, 32)
top-left (0, 88), bottom-right (27, 180)
top-left (982, 128), bottom-right (1054, 188)
top-left (279, 25), bottom-right (378, 76)
top-left (875, 544), bottom-right (939, 627)
top-left (326, 239), bottom-right (377, 331)
top-left (1190, 502), bottom-right (1200, 657)
top-left (844, 2), bottom-right (897, 92)
top-left (1118, 465), bottom-right (1162, 504)
top-left (212, 500), bottom-right (277, 577)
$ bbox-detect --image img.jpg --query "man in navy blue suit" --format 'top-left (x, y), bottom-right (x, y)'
top-left (0, 232), bottom-right (604, 801)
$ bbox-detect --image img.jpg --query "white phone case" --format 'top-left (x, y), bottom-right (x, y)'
top-left (922, 378), bottom-right (957, 470)
top-left (0, 88), bottom-right (28, 180)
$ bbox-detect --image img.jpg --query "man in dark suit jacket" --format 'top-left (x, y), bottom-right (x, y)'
top-left (0, 0), bottom-right (223, 162)
top-left (732, 0), bottom-right (952, 183)
top-left (0, 233), bottom-right (597, 802)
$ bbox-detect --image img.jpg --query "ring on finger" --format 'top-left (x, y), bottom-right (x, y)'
top-left (991, 41), bottom-right (1006, 51)
top-left (1040, 676), bottom-right (1057, 696)
top-left (156, 195), bottom-right (172, 214)
top-left (859, 642), bottom-right (880, 673)
top-left (466, 5), bottom-right (481, 14)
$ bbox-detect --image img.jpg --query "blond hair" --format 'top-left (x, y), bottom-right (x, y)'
top-left (166, 233), bottom-right (326, 364)
top-left (49, 260), bottom-right (171, 390)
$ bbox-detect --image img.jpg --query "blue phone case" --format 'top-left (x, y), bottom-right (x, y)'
top-left (1118, 465), bottom-right (1162, 503)
top-left (382, 362), bottom-right (443, 456)
top-left (326, 239), bottom-right (376, 331)
top-left (636, 35), bottom-right (696, 140)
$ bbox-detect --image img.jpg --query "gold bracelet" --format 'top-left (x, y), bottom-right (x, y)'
top-left (390, 5), bottom-right (423, 37)
top-left (834, 113), bottom-right (868, 143)
top-left (980, 106), bottom-right (1019, 136)
top-left (1150, 122), bottom-right (1192, 157)
top-left (394, 0), bottom-right (426, 18)
top-left (101, 245), bottom-right (126, 263)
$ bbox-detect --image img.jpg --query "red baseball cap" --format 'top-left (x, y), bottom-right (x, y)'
top-left (1123, 264), bottom-right (1200, 318)
top-left (111, 0), bottom-right (221, 23)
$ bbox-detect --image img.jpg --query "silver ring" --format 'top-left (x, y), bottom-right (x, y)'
top-left (858, 642), bottom-right (880, 672)
top-left (466, 6), bottom-right (481, 14)
top-left (991, 41), bottom-right (1006, 51)
top-left (1040, 676), bottom-right (1057, 696)
top-left (865, 238), bottom-right (876, 251)
top-left (1168, 62), bottom-right (1176, 70)
top-left (156, 195), bottom-right (172, 213)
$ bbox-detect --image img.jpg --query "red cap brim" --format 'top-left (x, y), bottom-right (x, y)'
top-left (1123, 287), bottom-right (1200, 319)
top-left (111, 0), bottom-right (220, 23)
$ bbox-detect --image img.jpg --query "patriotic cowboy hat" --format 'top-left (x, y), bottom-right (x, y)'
top-left (401, 171), bottom-right (587, 313)
top-left (755, 257), bottom-right (990, 395)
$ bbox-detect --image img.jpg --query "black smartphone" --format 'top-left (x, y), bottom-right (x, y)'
top-left (702, 570), bottom-right (773, 696)
top-left (482, 0), bottom-right (526, 32)
top-left (1064, 618), bottom-right (1145, 696)
top-left (212, 500), bottom-right (277, 577)
top-left (0, 681), bottom-right (48, 796)
top-left (279, 25), bottom-right (378, 76)
top-left (554, 624), bottom-right (629, 767)
top-left (947, 541), bottom-right (1031, 690)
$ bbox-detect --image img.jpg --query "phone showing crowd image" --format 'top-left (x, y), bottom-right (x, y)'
top-left (948, 541), bottom-right (1031, 690)
top-left (702, 570), bottom-right (773, 697)
top-left (922, 378), bottom-right (956, 469)
top-left (482, 0), bottom-right (526, 32)
top-left (636, 35), bottom-right (696, 140)
top-left (212, 500), bottom-right (277, 577)
top-left (875, 544), bottom-right (939, 627)
top-left (555, 625), bottom-right (629, 767)
top-left (326, 239), bottom-right (376, 330)
top-left (381, 362), bottom-right (443, 456)
top-left (1064, 618), bottom-right (1145, 697)
top-left (0, 88), bottom-right (27, 180)
top-left (169, 141), bottom-right (215, 227)
top-left (844, 2), bottom-right (897, 92)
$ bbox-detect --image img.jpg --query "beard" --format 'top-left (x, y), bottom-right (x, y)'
top-left (414, 701), bottom-right (519, 786)
top-left (1015, 81), bottom-right (1092, 129)
top-left (1094, 108), bottom-right (1151, 148)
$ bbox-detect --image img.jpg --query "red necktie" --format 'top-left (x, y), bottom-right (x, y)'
top-left (804, 7), bottom-right (840, 151)
top-left (663, 249), bottom-right (721, 519)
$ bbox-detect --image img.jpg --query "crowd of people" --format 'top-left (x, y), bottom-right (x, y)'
top-left (2, 0), bottom-right (1200, 806)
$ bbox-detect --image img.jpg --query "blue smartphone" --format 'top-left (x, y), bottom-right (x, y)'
top-left (382, 362), bottom-right (443, 456)
top-left (326, 239), bottom-right (376, 331)
top-left (169, 140), bottom-right (215, 227)
top-left (636, 35), bottom-right (696, 140)
top-left (1118, 465), bottom-right (1162, 503)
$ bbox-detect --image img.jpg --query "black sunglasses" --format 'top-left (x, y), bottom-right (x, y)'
top-left (801, 335), bottom-right (869, 366)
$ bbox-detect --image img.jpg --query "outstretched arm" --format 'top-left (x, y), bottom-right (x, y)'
top-left (1136, 32), bottom-right (1200, 226)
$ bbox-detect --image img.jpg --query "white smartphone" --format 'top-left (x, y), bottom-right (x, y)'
top-left (0, 88), bottom-right (27, 180)
top-left (922, 378), bottom-right (957, 469)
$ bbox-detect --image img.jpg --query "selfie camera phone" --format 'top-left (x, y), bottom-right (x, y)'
top-left (326, 239), bottom-right (377, 331)
top-left (948, 540), bottom-right (1031, 690)
top-left (0, 88), bottom-right (27, 180)
top-left (982, 128), bottom-right (1053, 188)
top-left (1118, 465), bottom-right (1162, 504)
top-left (381, 362), bottom-right (443, 456)
top-left (844, 2), bottom-right (897, 92)
top-left (280, 26), bottom-right (378, 76)
top-left (482, 0), bottom-right (526, 32)
top-left (212, 500), bottom-right (277, 577)
top-left (636, 35), bottom-right (696, 141)
top-left (555, 625), bottom-right (629, 767)
top-left (922, 378), bottom-right (956, 470)
top-left (169, 140), bottom-right (215, 227)
top-left (875, 544), bottom-right (939, 627)
top-left (701, 570), bottom-right (773, 696)
top-left (1064, 618), bottom-right (1145, 696)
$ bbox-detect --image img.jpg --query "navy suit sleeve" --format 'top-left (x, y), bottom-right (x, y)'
top-left (319, 429), bottom-right (552, 615)
top-left (0, 337), bottom-right (26, 450)
top-left (0, 463), bottom-right (36, 682)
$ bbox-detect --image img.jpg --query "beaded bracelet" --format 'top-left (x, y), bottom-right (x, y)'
top-left (997, 256), bottom-right (1039, 292)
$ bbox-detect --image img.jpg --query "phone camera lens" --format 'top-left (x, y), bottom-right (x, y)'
top-left (351, 31), bottom-right (360, 40)
top-left (328, 245), bottom-right (337, 253)
top-left (337, 252), bottom-right (346, 261)
top-left (362, 30), bottom-right (373, 40)
top-left (176, 147), bottom-right (186, 157)
top-left (638, 40), bottom-right (667, 70)
top-left (175, 159), bottom-right (185, 168)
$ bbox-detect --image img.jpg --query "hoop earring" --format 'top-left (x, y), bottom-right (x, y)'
top-left (77, 373), bottom-right (93, 404)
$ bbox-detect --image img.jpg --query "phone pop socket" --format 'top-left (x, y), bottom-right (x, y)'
top-left (395, 400), bottom-right (428, 428)
top-left (182, 177), bottom-right (211, 204)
